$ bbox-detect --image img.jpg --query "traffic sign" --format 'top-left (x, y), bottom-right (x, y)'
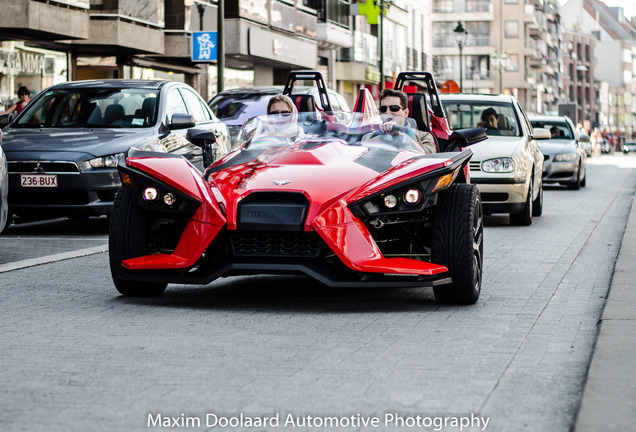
top-left (192, 32), bottom-right (217, 62)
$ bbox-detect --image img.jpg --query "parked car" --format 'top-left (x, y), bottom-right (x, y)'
top-left (440, 94), bottom-right (549, 225)
top-left (600, 139), bottom-right (613, 154)
top-left (0, 129), bottom-right (8, 233)
top-left (209, 85), bottom-right (350, 145)
top-left (528, 115), bottom-right (587, 190)
top-left (578, 134), bottom-right (593, 157)
top-left (623, 141), bottom-right (636, 154)
top-left (1, 79), bottom-right (230, 221)
top-left (109, 71), bottom-right (488, 304)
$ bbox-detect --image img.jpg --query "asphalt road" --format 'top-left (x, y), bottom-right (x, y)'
top-left (1, 154), bottom-right (635, 432)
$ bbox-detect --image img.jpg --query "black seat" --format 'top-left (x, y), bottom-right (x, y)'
top-left (407, 93), bottom-right (431, 132)
top-left (135, 97), bottom-right (156, 123)
top-left (289, 94), bottom-right (316, 113)
top-left (407, 93), bottom-right (438, 152)
top-left (102, 104), bottom-right (125, 125)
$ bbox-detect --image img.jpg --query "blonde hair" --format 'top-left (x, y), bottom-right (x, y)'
top-left (267, 94), bottom-right (294, 114)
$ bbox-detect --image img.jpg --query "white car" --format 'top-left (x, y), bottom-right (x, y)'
top-left (440, 94), bottom-right (549, 225)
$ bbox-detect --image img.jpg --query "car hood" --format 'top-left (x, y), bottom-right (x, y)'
top-left (538, 140), bottom-right (577, 155)
top-left (2, 127), bottom-right (157, 160)
top-left (208, 140), bottom-right (454, 207)
top-left (468, 136), bottom-right (526, 162)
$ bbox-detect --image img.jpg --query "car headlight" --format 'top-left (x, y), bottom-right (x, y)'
top-left (554, 153), bottom-right (578, 162)
top-left (89, 152), bottom-right (125, 168)
top-left (481, 158), bottom-right (515, 173)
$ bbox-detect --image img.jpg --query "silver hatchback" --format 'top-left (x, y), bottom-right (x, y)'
top-left (440, 94), bottom-right (550, 225)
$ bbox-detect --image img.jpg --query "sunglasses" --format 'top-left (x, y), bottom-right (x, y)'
top-left (380, 105), bottom-right (403, 113)
top-left (18, 93), bottom-right (29, 96)
top-left (270, 111), bottom-right (291, 117)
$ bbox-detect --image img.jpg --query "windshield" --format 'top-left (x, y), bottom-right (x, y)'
top-left (530, 121), bottom-right (574, 140)
top-left (443, 102), bottom-right (521, 137)
top-left (209, 93), bottom-right (275, 125)
top-left (233, 112), bottom-right (425, 153)
top-left (14, 88), bottom-right (159, 128)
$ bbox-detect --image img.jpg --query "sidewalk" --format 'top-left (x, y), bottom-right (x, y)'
top-left (574, 188), bottom-right (636, 431)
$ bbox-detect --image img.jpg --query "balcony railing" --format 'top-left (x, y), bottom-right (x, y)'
top-left (433, 0), bottom-right (491, 13)
top-left (433, 35), bottom-right (490, 48)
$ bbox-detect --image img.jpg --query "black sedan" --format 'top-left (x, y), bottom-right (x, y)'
top-left (2, 79), bottom-right (229, 221)
top-left (0, 130), bottom-right (8, 233)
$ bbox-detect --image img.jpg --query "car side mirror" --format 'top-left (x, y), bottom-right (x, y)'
top-left (531, 128), bottom-right (551, 140)
top-left (169, 113), bottom-right (196, 130)
top-left (186, 128), bottom-right (218, 168)
top-left (0, 113), bottom-right (13, 128)
top-left (443, 128), bottom-right (488, 152)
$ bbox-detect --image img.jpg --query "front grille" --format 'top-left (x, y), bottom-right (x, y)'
top-left (97, 190), bottom-right (117, 202)
top-left (230, 231), bottom-right (321, 258)
top-left (10, 190), bottom-right (90, 205)
top-left (9, 161), bottom-right (80, 174)
top-left (469, 161), bottom-right (481, 171)
top-left (481, 193), bottom-right (509, 202)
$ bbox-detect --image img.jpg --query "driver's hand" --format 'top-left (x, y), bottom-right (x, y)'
top-left (381, 121), bottom-right (397, 134)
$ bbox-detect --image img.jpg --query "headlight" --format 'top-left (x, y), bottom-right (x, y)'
top-left (554, 153), bottom-right (578, 162)
top-left (403, 188), bottom-right (421, 205)
top-left (89, 152), bottom-right (125, 168)
top-left (481, 158), bottom-right (515, 173)
top-left (383, 194), bottom-right (398, 209)
top-left (143, 187), bottom-right (159, 202)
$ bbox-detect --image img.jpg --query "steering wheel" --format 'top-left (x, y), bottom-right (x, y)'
top-left (369, 124), bottom-right (413, 139)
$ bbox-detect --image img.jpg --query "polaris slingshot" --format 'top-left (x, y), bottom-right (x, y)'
top-left (109, 72), bottom-right (488, 304)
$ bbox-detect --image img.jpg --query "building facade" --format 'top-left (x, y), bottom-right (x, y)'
top-left (562, 0), bottom-right (635, 141)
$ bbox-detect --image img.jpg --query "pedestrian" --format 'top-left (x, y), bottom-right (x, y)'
top-left (0, 86), bottom-right (32, 116)
top-left (591, 127), bottom-right (602, 157)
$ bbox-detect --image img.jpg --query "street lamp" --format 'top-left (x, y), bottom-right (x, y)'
top-left (492, 50), bottom-right (509, 94)
top-left (453, 21), bottom-right (467, 93)
top-left (377, 0), bottom-right (394, 90)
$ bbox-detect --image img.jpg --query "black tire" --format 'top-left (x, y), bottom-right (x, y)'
top-left (109, 187), bottom-right (167, 297)
top-left (0, 208), bottom-right (10, 235)
top-left (532, 178), bottom-right (543, 217)
top-left (510, 177), bottom-right (533, 226)
top-left (431, 183), bottom-right (483, 305)
top-left (567, 162), bottom-right (582, 190)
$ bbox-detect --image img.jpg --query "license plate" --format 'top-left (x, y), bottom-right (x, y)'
top-left (20, 174), bottom-right (58, 188)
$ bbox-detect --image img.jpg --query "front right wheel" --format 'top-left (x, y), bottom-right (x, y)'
top-left (109, 187), bottom-right (167, 297)
top-left (431, 183), bottom-right (483, 305)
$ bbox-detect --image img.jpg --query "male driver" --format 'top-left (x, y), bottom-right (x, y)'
top-left (378, 88), bottom-right (437, 154)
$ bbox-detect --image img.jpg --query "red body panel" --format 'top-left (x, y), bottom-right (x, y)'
top-left (121, 139), bottom-right (456, 276)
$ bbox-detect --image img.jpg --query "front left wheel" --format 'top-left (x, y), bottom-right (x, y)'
top-left (109, 187), bottom-right (167, 297)
top-left (431, 183), bottom-right (483, 305)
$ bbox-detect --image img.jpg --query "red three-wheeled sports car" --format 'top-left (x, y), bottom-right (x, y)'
top-left (108, 72), bottom-right (487, 304)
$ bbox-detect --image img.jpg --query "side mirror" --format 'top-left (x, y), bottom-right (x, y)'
top-left (169, 113), bottom-right (196, 130)
top-left (443, 127), bottom-right (488, 152)
top-left (0, 113), bottom-right (14, 128)
top-left (531, 128), bottom-right (551, 140)
top-left (186, 128), bottom-right (218, 168)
